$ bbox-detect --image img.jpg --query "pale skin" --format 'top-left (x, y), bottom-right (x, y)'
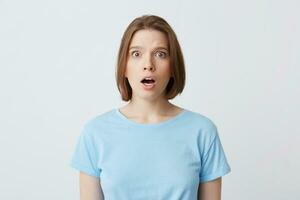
top-left (78, 29), bottom-right (222, 200)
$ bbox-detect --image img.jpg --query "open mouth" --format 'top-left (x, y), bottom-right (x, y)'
top-left (141, 78), bottom-right (156, 84)
top-left (140, 77), bottom-right (156, 89)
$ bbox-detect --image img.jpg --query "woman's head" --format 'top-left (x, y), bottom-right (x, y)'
top-left (116, 15), bottom-right (185, 101)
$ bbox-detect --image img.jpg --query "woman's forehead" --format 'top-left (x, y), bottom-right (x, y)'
top-left (129, 29), bottom-right (168, 49)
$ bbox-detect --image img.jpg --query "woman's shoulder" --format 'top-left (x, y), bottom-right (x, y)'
top-left (184, 108), bottom-right (218, 129)
top-left (81, 108), bottom-right (117, 131)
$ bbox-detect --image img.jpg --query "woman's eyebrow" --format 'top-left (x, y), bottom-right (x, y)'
top-left (155, 47), bottom-right (169, 51)
top-left (129, 46), bottom-right (143, 50)
top-left (129, 46), bottom-right (169, 51)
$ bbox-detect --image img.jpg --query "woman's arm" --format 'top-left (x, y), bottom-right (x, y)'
top-left (198, 177), bottom-right (222, 200)
top-left (79, 172), bottom-right (104, 200)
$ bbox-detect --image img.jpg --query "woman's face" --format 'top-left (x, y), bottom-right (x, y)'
top-left (125, 29), bottom-right (171, 101)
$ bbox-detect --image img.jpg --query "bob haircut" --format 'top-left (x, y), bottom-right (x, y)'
top-left (116, 14), bottom-right (186, 101)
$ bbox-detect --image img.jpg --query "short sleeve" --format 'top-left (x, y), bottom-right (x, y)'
top-left (69, 126), bottom-right (101, 177)
top-left (199, 124), bottom-right (231, 183)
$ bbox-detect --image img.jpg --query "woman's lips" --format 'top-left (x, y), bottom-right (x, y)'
top-left (141, 81), bottom-right (156, 90)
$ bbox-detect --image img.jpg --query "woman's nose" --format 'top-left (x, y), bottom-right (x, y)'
top-left (143, 66), bottom-right (155, 71)
top-left (143, 55), bottom-right (155, 71)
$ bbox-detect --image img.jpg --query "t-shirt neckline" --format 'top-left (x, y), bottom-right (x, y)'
top-left (115, 108), bottom-right (188, 128)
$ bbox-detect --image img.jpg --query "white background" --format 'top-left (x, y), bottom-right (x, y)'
top-left (0, 0), bottom-right (299, 199)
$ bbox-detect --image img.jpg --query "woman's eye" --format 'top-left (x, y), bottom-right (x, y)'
top-left (155, 51), bottom-right (167, 58)
top-left (131, 51), bottom-right (140, 57)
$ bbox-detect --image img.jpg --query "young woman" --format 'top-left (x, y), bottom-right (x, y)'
top-left (70, 15), bottom-right (231, 200)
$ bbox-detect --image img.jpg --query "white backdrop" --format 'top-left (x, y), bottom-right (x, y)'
top-left (0, 0), bottom-right (299, 199)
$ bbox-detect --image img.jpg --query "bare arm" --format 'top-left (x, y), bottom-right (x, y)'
top-left (198, 177), bottom-right (222, 200)
top-left (79, 172), bottom-right (104, 200)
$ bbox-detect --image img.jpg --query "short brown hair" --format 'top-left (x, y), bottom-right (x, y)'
top-left (115, 15), bottom-right (186, 101)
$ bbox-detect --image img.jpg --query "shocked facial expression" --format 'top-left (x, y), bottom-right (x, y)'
top-left (125, 29), bottom-right (172, 100)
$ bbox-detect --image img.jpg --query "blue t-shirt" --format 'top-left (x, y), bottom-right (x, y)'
top-left (70, 108), bottom-right (231, 200)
